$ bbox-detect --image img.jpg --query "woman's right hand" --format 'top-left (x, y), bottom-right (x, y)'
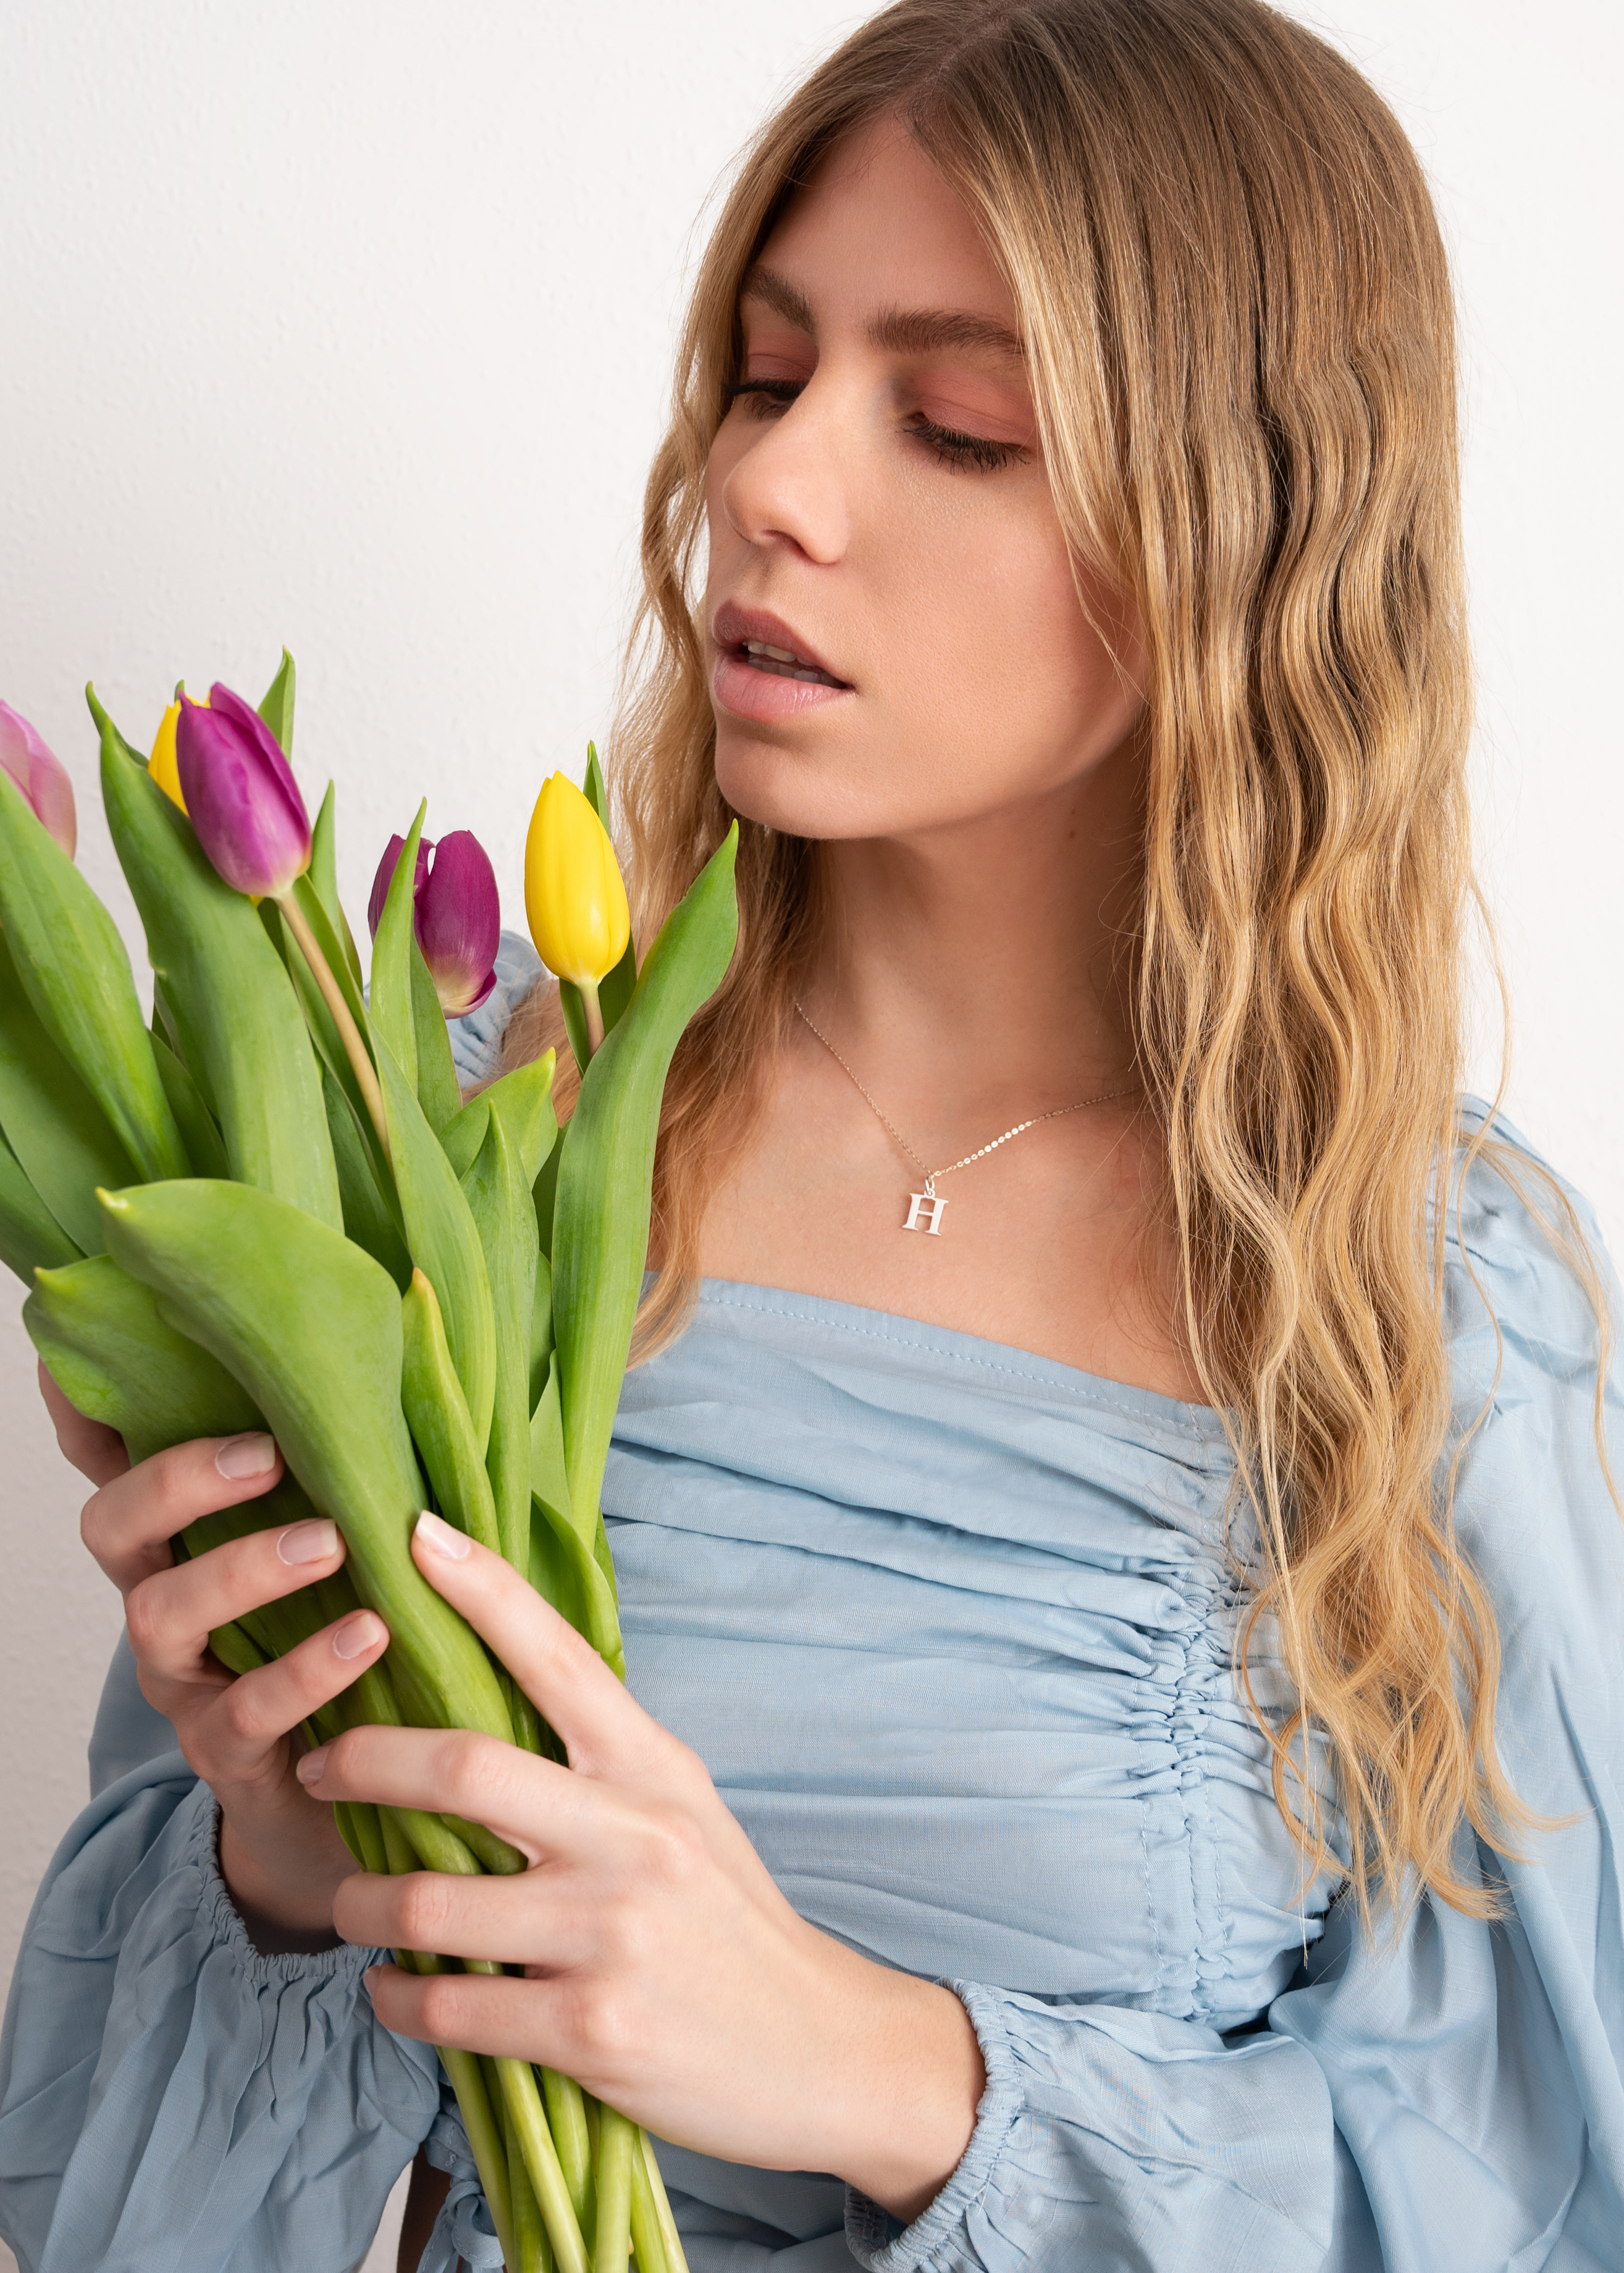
top-left (40, 1361), bottom-right (392, 1950)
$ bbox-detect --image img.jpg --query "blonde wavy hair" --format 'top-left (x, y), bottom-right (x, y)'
top-left (507, 0), bottom-right (1614, 1915)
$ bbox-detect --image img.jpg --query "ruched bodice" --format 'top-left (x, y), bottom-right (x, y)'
top-left (3, 1104), bottom-right (1621, 2273)
top-left (608, 1282), bottom-right (1339, 2033)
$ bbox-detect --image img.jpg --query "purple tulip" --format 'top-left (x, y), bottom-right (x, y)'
top-left (368, 826), bottom-right (499, 1018)
top-left (175, 682), bottom-right (311, 898)
top-left (367, 830), bottom-right (432, 942)
top-left (0, 700), bottom-right (77, 859)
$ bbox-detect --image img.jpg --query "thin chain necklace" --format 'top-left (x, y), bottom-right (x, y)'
top-left (793, 999), bottom-right (1141, 1235)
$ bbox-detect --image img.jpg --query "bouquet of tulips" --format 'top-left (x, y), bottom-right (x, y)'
top-left (0, 659), bottom-right (738, 2273)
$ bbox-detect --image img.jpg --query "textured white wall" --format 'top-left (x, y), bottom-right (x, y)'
top-left (0, 0), bottom-right (1618, 2259)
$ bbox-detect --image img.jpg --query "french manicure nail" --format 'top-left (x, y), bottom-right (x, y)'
top-left (333, 1609), bottom-right (385, 1661)
top-left (415, 1509), bottom-right (471, 1561)
top-left (277, 1518), bottom-right (339, 1566)
top-left (216, 1431), bottom-right (277, 1481)
top-left (296, 1744), bottom-right (330, 1786)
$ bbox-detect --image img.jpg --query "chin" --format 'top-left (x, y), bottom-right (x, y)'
top-left (712, 723), bottom-right (853, 839)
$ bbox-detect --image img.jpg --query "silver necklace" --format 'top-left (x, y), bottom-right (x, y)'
top-left (793, 999), bottom-right (1141, 1235)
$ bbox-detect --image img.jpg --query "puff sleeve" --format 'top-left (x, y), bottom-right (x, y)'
top-left (847, 1117), bottom-right (1624, 2273)
top-left (0, 1737), bottom-right (440, 2273)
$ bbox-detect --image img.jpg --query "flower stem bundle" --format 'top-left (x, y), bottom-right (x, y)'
top-left (0, 657), bottom-right (739, 2273)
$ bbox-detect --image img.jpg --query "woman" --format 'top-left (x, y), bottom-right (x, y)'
top-left (3, 1), bottom-right (1620, 2267)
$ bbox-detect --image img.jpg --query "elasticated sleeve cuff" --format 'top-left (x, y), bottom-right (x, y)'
top-left (0, 1755), bottom-right (441, 2273)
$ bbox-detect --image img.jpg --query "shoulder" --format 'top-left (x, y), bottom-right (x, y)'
top-left (1443, 1096), bottom-right (1620, 1393)
top-left (1441, 1098), bottom-right (1623, 1757)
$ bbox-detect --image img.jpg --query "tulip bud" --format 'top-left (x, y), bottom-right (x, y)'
top-left (0, 700), bottom-right (77, 859)
top-left (368, 827), bottom-right (499, 1018)
top-left (524, 771), bottom-right (630, 992)
top-left (148, 694), bottom-right (208, 813)
top-left (367, 830), bottom-right (431, 943)
top-left (176, 682), bottom-right (311, 899)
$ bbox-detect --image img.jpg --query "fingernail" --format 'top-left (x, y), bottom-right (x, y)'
top-left (296, 1744), bottom-right (329, 1786)
top-left (415, 1509), bottom-right (471, 1561)
top-left (333, 1609), bottom-right (385, 1661)
top-left (216, 1431), bottom-right (277, 1480)
top-left (277, 1518), bottom-right (339, 1566)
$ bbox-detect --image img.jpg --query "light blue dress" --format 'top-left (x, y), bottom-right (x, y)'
top-left (2, 1101), bottom-right (1621, 2272)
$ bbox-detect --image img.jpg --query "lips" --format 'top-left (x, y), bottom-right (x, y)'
top-left (712, 602), bottom-right (850, 691)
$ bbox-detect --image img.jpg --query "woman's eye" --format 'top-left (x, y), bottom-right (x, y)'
top-left (722, 377), bottom-right (804, 420)
top-left (909, 416), bottom-right (1032, 474)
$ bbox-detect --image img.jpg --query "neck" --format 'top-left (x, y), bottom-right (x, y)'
top-left (801, 735), bottom-right (1145, 1117)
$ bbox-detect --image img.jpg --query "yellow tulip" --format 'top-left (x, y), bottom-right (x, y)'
top-left (524, 770), bottom-right (631, 1051)
top-left (149, 692), bottom-right (208, 812)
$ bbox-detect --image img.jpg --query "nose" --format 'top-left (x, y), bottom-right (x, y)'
top-left (718, 385), bottom-right (850, 567)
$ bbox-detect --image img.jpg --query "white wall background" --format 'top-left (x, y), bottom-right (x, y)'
top-left (1, 2), bottom-right (1618, 2264)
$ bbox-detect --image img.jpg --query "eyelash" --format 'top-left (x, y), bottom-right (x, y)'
top-left (721, 377), bottom-right (1029, 474)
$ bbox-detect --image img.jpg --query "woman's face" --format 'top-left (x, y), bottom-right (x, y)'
top-left (704, 115), bottom-right (1145, 844)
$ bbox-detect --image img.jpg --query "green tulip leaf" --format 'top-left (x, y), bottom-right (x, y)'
top-left (376, 1035), bottom-right (496, 1452)
top-left (460, 1109), bottom-right (536, 1571)
top-left (288, 869), bottom-right (369, 1038)
top-left (551, 825), bottom-right (738, 1534)
top-left (97, 1177), bottom-right (513, 1742)
top-left (411, 940), bottom-right (463, 1134)
top-left (257, 647), bottom-right (297, 757)
top-left (529, 1366), bottom-right (622, 1674)
top-left (370, 802), bottom-right (425, 1098)
top-left (309, 781), bottom-right (364, 988)
top-left (401, 1267), bottom-right (502, 1553)
top-left (441, 1051), bottom-right (558, 1185)
top-left (0, 1130), bottom-right (81, 1284)
top-left (0, 931), bottom-right (140, 1254)
top-left (0, 741), bottom-right (188, 1187)
top-left (529, 1247), bottom-right (554, 1414)
top-left (264, 884), bottom-right (379, 1161)
top-left (99, 725), bottom-right (343, 1230)
top-left (25, 1251), bottom-right (259, 1464)
top-left (321, 1061), bottom-right (411, 1288)
top-left (532, 1134), bottom-right (562, 1263)
top-left (151, 1031), bottom-right (229, 1179)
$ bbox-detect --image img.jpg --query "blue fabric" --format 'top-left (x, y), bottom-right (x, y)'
top-left (2, 1101), bottom-right (1620, 2272)
top-left (447, 930), bottom-right (544, 1090)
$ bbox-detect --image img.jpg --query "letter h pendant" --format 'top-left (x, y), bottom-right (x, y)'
top-left (903, 1181), bottom-right (947, 1235)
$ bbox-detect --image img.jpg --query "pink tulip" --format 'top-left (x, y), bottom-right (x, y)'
top-left (368, 827), bottom-right (499, 1018)
top-left (175, 683), bottom-right (311, 899)
top-left (0, 700), bottom-right (77, 859)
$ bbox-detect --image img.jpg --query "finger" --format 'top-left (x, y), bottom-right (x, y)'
top-left (191, 1608), bottom-right (390, 1782)
top-left (297, 1721), bottom-right (616, 1865)
top-left (125, 1515), bottom-right (347, 1683)
top-left (410, 1512), bottom-right (677, 1780)
top-left (334, 1862), bottom-right (578, 1968)
top-left (82, 1431), bottom-right (285, 1592)
top-left (364, 1963), bottom-right (589, 2073)
top-left (39, 1360), bottom-right (129, 1487)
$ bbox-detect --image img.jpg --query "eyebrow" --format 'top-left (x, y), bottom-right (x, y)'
top-left (740, 264), bottom-right (1024, 361)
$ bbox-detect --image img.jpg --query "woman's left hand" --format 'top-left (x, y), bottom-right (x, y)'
top-left (304, 1511), bottom-right (983, 2221)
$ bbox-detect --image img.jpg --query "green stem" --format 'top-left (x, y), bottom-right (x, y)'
top-left (507, 2093), bottom-right (550, 2273)
top-left (542, 2068), bottom-right (595, 2232)
top-left (278, 886), bottom-right (392, 1169)
top-left (375, 1818), bottom-right (517, 2270)
top-left (579, 978), bottom-right (605, 1058)
top-left (494, 2054), bottom-right (590, 2273)
top-left (593, 2104), bottom-right (635, 2273)
top-left (639, 2133), bottom-right (689, 2273)
top-left (435, 2036), bottom-right (518, 2271)
top-left (628, 2132), bottom-right (670, 2273)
